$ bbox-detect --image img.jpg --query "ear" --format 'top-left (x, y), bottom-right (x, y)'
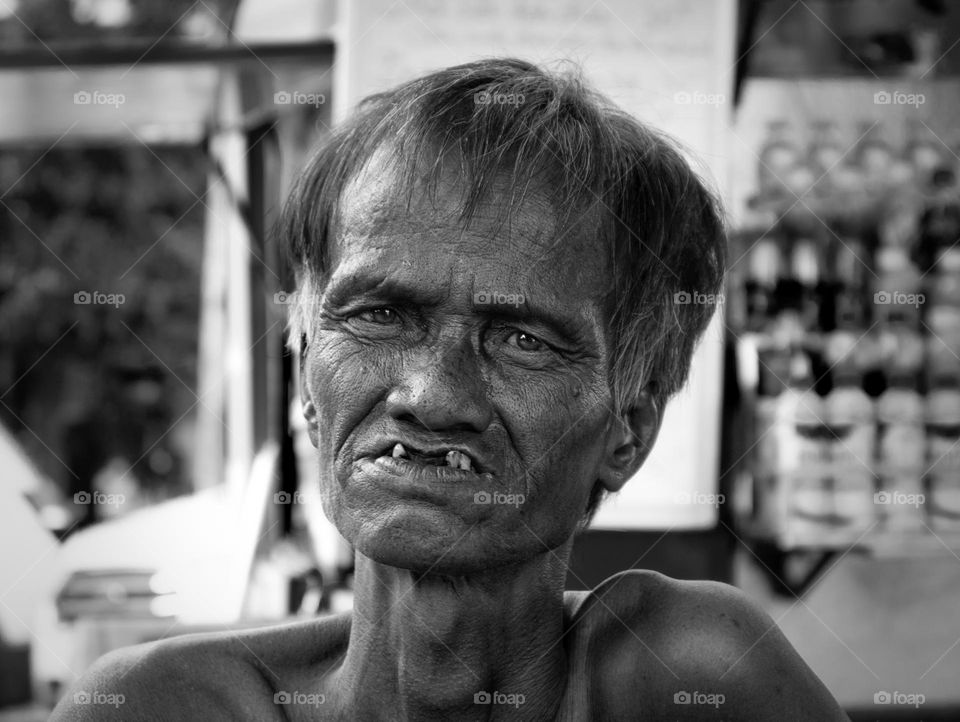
top-left (299, 335), bottom-right (319, 448)
top-left (596, 389), bottom-right (661, 493)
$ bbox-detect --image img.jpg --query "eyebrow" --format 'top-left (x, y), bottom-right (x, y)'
top-left (323, 272), bottom-right (595, 344)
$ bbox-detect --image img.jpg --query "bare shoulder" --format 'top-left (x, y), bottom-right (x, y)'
top-left (572, 570), bottom-right (850, 721)
top-left (49, 613), bottom-right (351, 722)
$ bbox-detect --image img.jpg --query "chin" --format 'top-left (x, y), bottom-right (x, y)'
top-left (346, 509), bottom-right (537, 575)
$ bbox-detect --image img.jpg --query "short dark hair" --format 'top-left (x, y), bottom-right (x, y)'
top-left (279, 57), bottom-right (726, 515)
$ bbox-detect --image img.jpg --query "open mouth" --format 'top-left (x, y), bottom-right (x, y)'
top-left (388, 443), bottom-right (477, 472)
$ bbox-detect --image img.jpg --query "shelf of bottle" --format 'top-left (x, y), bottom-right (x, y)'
top-left (741, 520), bottom-right (960, 558)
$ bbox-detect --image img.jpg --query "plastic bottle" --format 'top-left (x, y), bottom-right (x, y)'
top-left (823, 332), bottom-right (877, 540)
top-left (855, 122), bottom-right (895, 189)
top-left (772, 352), bottom-right (831, 545)
top-left (808, 120), bottom-right (846, 177)
top-left (916, 167), bottom-right (960, 273)
top-left (925, 305), bottom-right (960, 388)
top-left (745, 236), bottom-right (782, 333)
top-left (929, 246), bottom-right (960, 309)
top-left (758, 120), bottom-right (801, 199)
top-left (875, 329), bottom-right (926, 531)
top-left (834, 238), bottom-right (870, 329)
top-left (905, 117), bottom-right (945, 186)
top-left (871, 246), bottom-right (923, 327)
top-left (791, 238), bottom-right (821, 331)
top-left (926, 383), bottom-right (960, 532)
top-left (878, 192), bottom-right (922, 249)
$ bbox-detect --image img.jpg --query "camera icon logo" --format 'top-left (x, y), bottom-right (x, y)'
top-left (74, 291), bottom-right (91, 304)
top-left (674, 691), bottom-right (692, 704)
top-left (474, 491), bottom-right (491, 504)
top-left (673, 291), bottom-right (691, 304)
top-left (473, 292), bottom-right (490, 305)
top-left (874, 691), bottom-right (892, 704)
top-left (874, 291), bottom-right (891, 304)
top-left (274, 491), bottom-right (292, 504)
top-left (73, 691), bottom-right (91, 704)
top-left (74, 491), bottom-right (92, 504)
top-left (874, 91), bottom-right (891, 105)
top-left (274, 91), bottom-right (291, 105)
top-left (674, 91), bottom-right (692, 104)
top-left (474, 691), bottom-right (491, 704)
top-left (74, 91), bottom-right (91, 105)
top-left (274, 691), bottom-right (292, 704)
top-left (274, 291), bottom-right (294, 305)
top-left (874, 491), bottom-right (892, 505)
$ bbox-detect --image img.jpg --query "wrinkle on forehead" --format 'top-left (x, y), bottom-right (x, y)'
top-left (329, 143), bottom-right (606, 263)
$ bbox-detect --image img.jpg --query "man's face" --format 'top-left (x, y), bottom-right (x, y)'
top-left (300, 154), bottom-right (621, 574)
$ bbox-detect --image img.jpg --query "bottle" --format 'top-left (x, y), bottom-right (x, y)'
top-left (878, 192), bottom-right (922, 249)
top-left (928, 246), bottom-right (960, 309)
top-left (823, 332), bottom-right (877, 542)
top-left (745, 236), bottom-right (782, 333)
top-left (791, 237), bottom-right (822, 332)
top-left (916, 167), bottom-right (960, 273)
top-left (773, 352), bottom-right (831, 546)
top-left (808, 120), bottom-right (846, 178)
top-left (834, 238), bottom-right (870, 329)
top-left (875, 329), bottom-right (926, 531)
top-left (771, 239), bottom-right (808, 354)
top-left (905, 117), bottom-right (945, 186)
top-left (925, 381), bottom-right (960, 532)
top-left (871, 247), bottom-right (923, 327)
top-left (855, 122), bottom-right (895, 191)
top-left (758, 120), bottom-right (801, 200)
top-left (925, 305), bottom-right (960, 387)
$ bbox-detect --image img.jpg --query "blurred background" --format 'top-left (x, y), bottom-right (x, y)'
top-left (1, 0), bottom-right (960, 719)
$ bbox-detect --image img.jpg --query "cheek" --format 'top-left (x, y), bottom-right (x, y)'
top-left (306, 334), bottom-right (392, 450)
top-left (496, 369), bottom-right (610, 495)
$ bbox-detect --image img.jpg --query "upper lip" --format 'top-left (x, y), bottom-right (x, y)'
top-left (370, 437), bottom-right (492, 474)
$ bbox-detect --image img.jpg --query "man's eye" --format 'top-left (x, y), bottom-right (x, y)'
top-left (508, 330), bottom-right (546, 352)
top-left (354, 307), bottom-right (398, 324)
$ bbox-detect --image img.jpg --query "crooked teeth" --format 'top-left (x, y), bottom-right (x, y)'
top-left (445, 450), bottom-right (473, 471)
top-left (392, 443), bottom-right (408, 459)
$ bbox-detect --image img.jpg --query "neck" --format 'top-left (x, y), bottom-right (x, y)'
top-left (330, 542), bottom-right (573, 721)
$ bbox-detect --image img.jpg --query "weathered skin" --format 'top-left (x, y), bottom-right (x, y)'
top-left (51, 156), bottom-right (850, 721)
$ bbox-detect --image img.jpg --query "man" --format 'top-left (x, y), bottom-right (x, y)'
top-left (52, 58), bottom-right (849, 720)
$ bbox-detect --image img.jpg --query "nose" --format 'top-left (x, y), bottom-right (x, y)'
top-left (386, 331), bottom-right (493, 433)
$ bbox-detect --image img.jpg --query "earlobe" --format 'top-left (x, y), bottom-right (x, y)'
top-left (597, 391), bottom-right (661, 493)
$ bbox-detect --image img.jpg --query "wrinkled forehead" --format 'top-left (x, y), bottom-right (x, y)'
top-left (330, 144), bottom-right (608, 279)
